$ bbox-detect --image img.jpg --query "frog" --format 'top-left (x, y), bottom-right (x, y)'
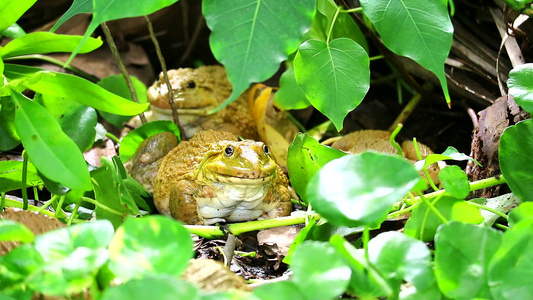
top-left (139, 65), bottom-right (257, 139)
top-left (128, 130), bottom-right (292, 225)
top-left (331, 130), bottom-right (441, 184)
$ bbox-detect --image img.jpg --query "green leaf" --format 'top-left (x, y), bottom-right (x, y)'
top-left (489, 219), bottom-right (533, 299)
top-left (360, 0), bottom-right (453, 103)
top-left (108, 216), bottom-right (193, 280)
top-left (316, 0), bottom-right (368, 50)
top-left (0, 244), bottom-right (43, 291)
top-left (500, 119), bottom-right (533, 202)
top-left (4, 64), bottom-right (149, 116)
top-left (0, 160), bottom-right (43, 193)
top-left (50, 0), bottom-right (92, 32)
top-left (101, 276), bottom-right (199, 300)
top-left (329, 235), bottom-right (391, 298)
top-left (0, 219), bottom-right (34, 243)
top-left (307, 152), bottom-right (420, 228)
top-left (0, 32), bottom-right (102, 59)
top-left (438, 165), bottom-right (470, 199)
top-left (0, 96), bottom-right (20, 151)
top-left (203, 0), bottom-right (316, 111)
top-left (104, 157), bottom-right (141, 215)
top-left (404, 196), bottom-right (482, 242)
top-left (290, 241), bottom-right (351, 299)
top-left (435, 222), bottom-right (501, 299)
top-left (294, 38), bottom-right (370, 131)
top-left (120, 120), bottom-right (181, 162)
top-left (1, 23), bottom-right (26, 39)
top-left (64, 0), bottom-right (180, 65)
top-left (507, 63), bottom-right (533, 113)
top-left (508, 202), bottom-right (533, 227)
top-left (0, 0), bottom-right (37, 33)
top-left (31, 220), bottom-right (114, 296)
top-left (38, 94), bottom-right (97, 151)
top-left (287, 133), bottom-right (346, 204)
top-left (273, 65), bottom-right (310, 110)
top-left (11, 92), bottom-right (91, 191)
top-left (97, 74), bottom-right (147, 127)
top-left (368, 232), bottom-right (438, 297)
top-left (254, 281), bottom-right (303, 300)
top-left (415, 146), bottom-right (479, 170)
top-left (91, 160), bottom-right (130, 229)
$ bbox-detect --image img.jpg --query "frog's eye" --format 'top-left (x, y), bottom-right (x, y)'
top-left (186, 80), bottom-right (196, 89)
top-left (263, 145), bottom-right (269, 155)
top-left (224, 145), bottom-right (234, 157)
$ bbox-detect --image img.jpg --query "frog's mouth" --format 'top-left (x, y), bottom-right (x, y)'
top-left (202, 171), bottom-right (275, 185)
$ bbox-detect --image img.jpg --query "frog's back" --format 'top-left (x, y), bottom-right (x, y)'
top-left (153, 130), bottom-right (238, 214)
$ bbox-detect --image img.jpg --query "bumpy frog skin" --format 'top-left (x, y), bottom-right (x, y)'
top-left (146, 66), bottom-right (258, 139)
top-left (142, 130), bottom-right (291, 225)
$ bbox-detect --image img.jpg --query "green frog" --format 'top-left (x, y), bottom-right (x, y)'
top-left (127, 130), bottom-right (291, 225)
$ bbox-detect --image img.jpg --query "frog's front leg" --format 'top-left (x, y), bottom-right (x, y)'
top-left (264, 183), bottom-right (292, 219)
top-left (169, 180), bottom-right (215, 225)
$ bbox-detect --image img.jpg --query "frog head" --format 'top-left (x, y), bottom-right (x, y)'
top-left (199, 140), bottom-right (278, 183)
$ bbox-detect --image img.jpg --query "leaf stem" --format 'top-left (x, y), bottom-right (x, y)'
top-left (185, 213), bottom-right (320, 238)
top-left (67, 200), bottom-right (82, 226)
top-left (413, 138), bottom-right (439, 191)
top-left (363, 226), bottom-right (370, 261)
top-left (389, 124), bottom-right (403, 157)
top-left (21, 151), bottom-right (29, 210)
top-left (340, 7), bottom-right (363, 13)
top-left (420, 193), bottom-right (448, 224)
top-left (326, 6), bottom-right (341, 44)
top-left (369, 54), bottom-right (385, 61)
top-left (105, 132), bottom-right (121, 144)
top-left (81, 197), bottom-right (125, 216)
top-left (466, 201), bottom-right (508, 220)
top-left (0, 192), bottom-right (5, 211)
top-left (54, 195), bottom-right (66, 218)
top-left (37, 195), bottom-right (59, 213)
top-left (2, 196), bottom-right (55, 218)
top-left (100, 22), bottom-right (147, 124)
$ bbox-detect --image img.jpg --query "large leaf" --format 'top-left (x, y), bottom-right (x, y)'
top-left (0, 32), bottom-right (102, 59)
top-left (101, 276), bottom-right (199, 300)
top-left (286, 133), bottom-right (346, 204)
top-left (274, 65), bottom-right (310, 110)
top-left (507, 63), bottom-right (533, 114)
top-left (108, 216), bottom-right (193, 280)
top-left (307, 152), bottom-right (420, 228)
top-left (360, 0), bottom-right (453, 103)
top-left (290, 241), bottom-right (351, 299)
top-left (11, 92), bottom-right (91, 191)
top-left (369, 232), bottom-right (439, 298)
top-left (435, 222), bottom-right (501, 299)
top-left (0, 96), bottom-right (20, 151)
top-left (488, 219), bottom-right (533, 299)
top-left (203, 0), bottom-right (316, 111)
top-left (294, 38), bottom-right (370, 130)
top-left (4, 64), bottom-right (149, 116)
top-left (0, 160), bottom-right (43, 193)
top-left (499, 119), bottom-right (533, 202)
top-left (60, 0), bottom-right (180, 65)
top-left (0, 0), bottom-right (37, 33)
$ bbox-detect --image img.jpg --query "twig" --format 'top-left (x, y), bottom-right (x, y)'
top-left (101, 22), bottom-right (147, 124)
top-left (145, 16), bottom-right (185, 135)
top-left (178, 14), bottom-right (205, 66)
top-left (388, 82), bottom-right (432, 131)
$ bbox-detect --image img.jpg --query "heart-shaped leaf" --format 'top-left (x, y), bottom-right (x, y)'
top-left (307, 152), bottom-right (420, 227)
top-left (203, 0), bottom-right (316, 111)
top-left (438, 165), bottom-right (470, 199)
top-left (274, 65), bottom-right (310, 110)
top-left (294, 38), bottom-right (370, 130)
top-left (0, 32), bottom-right (102, 59)
top-left (507, 63), bottom-right (533, 113)
top-left (11, 92), bottom-right (91, 191)
top-left (499, 119), bottom-right (533, 202)
top-left (360, 0), bottom-right (453, 104)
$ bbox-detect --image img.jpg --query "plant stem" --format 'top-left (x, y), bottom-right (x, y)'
top-left (186, 213), bottom-right (320, 238)
top-left (100, 22), bottom-right (147, 124)
top-left (326, 6), bottom-right (341, 45)
top-left (467, 201), bottom-right (508, 220)
top-left (106, 132), bottom-right (121, 144)
top-left (81, 197), bottom-right (125, 216)
top-left (420, 194), bottom-right (448, 224)
top-left (144, 15), bottom-right (185, 135)
top-left (413, 137), bottom-right (439, 191)
top-left (21, 151), bottom-right (29, 210)
top-left (340, 7), bottom-right (363, 13)
top-left (2, 197), bottom-right (55, 218)
top-left (388, 82), bottom-right (431, 131)
top-left (363, 226), bottom-right (370, 261)
top-left (67, 200), bottom-right (82, 226)
top-left (369, 55), bottom-right (385, 61)
top-left (389, 124), bottom-right (403, 156)
top-left (54, 195), bottom-right (66, 219)
top-left (0, 192), bottom-right (5, 211)
top-left (37, 195), bottom-right (59, 213)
